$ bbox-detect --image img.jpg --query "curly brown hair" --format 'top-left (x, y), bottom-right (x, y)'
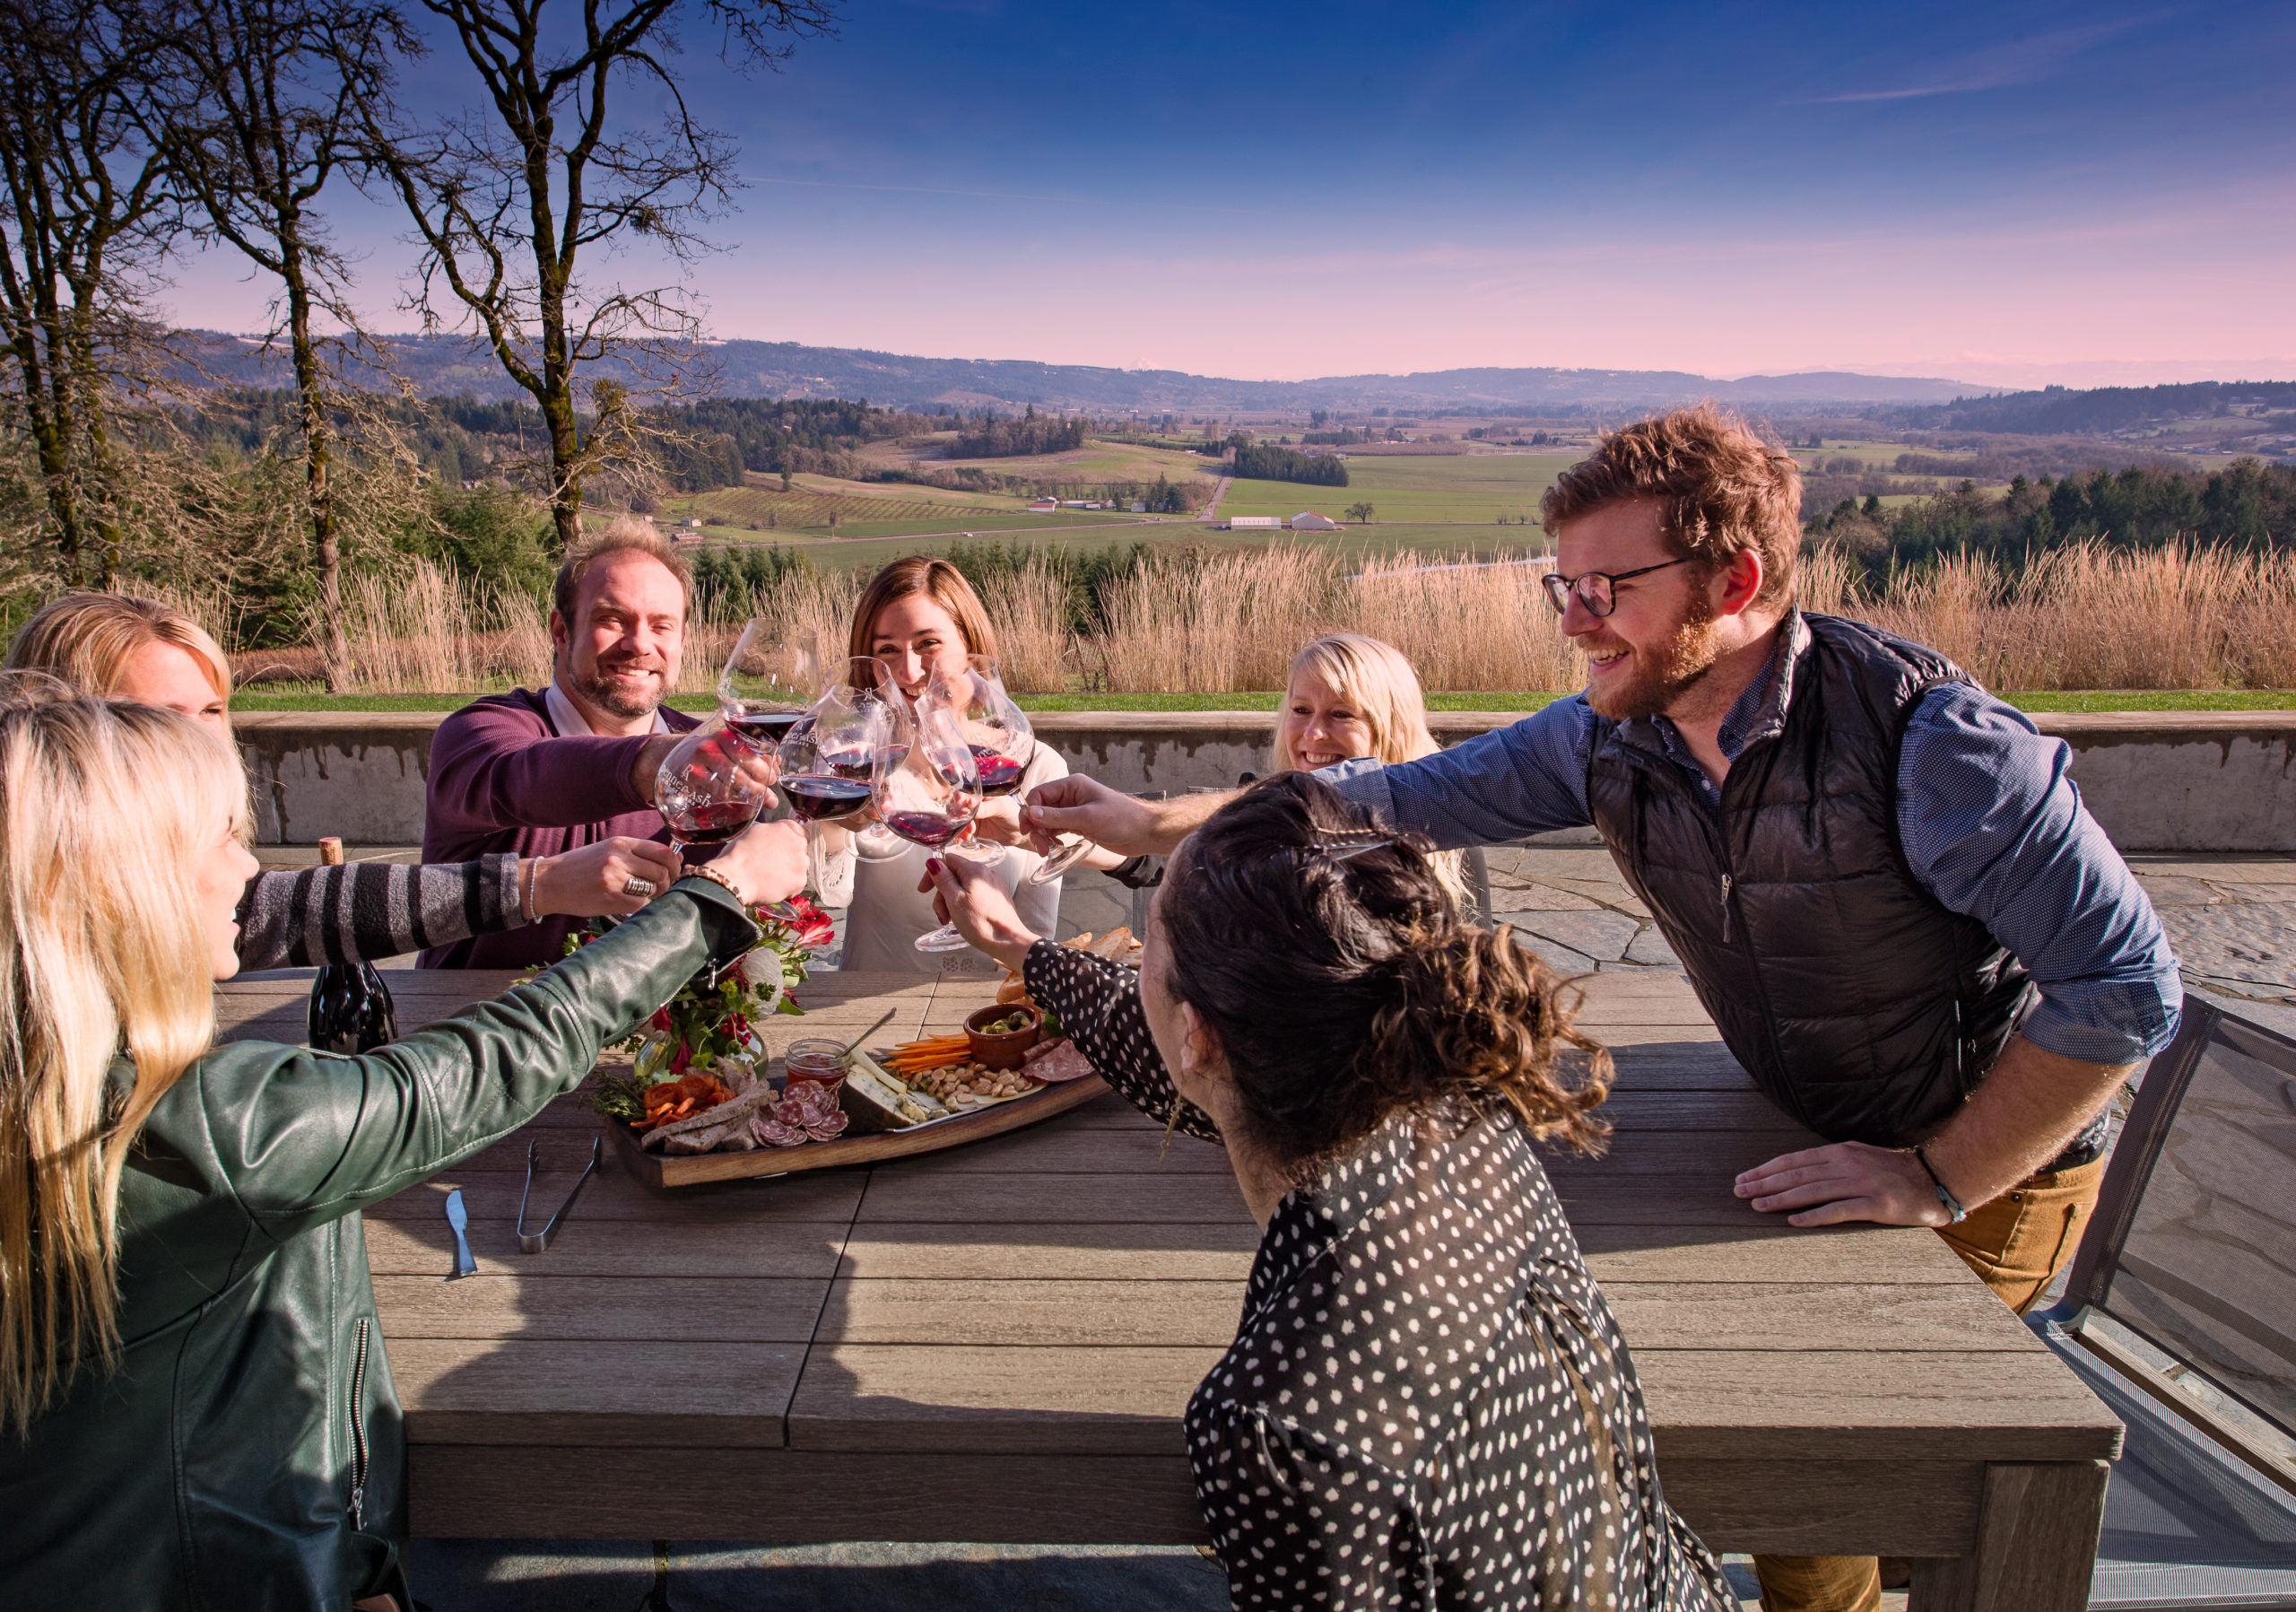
top-left (1158, 774), bottom-right (1611, 1173)
top-left (1541, 405), bottom-right (1803, 608)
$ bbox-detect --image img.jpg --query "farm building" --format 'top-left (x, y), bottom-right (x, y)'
top-left (1222, 515), bottom-right (1282, 529)
top-left (1288, 510), bottom-right (1341, 531)
top-left (1027, 498), bottom-right (1058, 513)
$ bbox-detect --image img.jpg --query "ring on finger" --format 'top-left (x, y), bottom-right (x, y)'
top-left (621, 876), bottom-right (658, 898)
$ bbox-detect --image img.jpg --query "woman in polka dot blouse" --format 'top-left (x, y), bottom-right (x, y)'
top-left (924, 773), bottom-right (1734, 1611)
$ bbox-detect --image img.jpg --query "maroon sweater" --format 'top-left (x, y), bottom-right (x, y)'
top-left (419, 687), bottom-right (700, 969)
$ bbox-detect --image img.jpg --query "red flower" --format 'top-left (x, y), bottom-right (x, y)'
top-left (763, 895), bottom-right (836, 952)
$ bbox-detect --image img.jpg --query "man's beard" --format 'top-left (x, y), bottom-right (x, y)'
top-left (1583, 596), bottom-right (1726, 720)
top-left (573, 659), bottom-right (666, 719)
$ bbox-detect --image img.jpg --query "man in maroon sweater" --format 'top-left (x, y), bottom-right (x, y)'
top-left (421, 521), bottom-right (700, 968)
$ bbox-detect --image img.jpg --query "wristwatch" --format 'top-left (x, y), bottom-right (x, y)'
top-left (1912, 1143), bottom-right (1969, 1224)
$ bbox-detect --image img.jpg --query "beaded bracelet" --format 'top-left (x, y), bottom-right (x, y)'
top-left (681, 862), bottom-right (746, 905)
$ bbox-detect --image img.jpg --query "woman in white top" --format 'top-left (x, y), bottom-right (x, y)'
top-left (813, 557), bottom-right (1065, 971)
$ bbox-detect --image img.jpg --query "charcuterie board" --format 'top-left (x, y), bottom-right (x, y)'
top-left (604, 1070), bottom-right (1109, 1189)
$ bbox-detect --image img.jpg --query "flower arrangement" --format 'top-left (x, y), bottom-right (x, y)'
top-left (572, 894), bottom-right (835, 1126)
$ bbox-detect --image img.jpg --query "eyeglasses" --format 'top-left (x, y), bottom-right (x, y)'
top-left (1540, 558), bottom-right (1692, 618)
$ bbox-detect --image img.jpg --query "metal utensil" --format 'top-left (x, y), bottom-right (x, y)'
top-left (845, 1006), bottom-right (898, 1057)
top-left (442, 1188), bottom-right (476, 1280)
top-left (516, 1137), bottom-right (599, 1255)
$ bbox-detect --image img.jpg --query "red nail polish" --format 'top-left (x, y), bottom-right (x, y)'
top-left (926, 858), bottom-right (943, 876)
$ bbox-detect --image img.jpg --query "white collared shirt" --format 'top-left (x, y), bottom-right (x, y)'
top-left (544, 677), bottom-right (673, 738)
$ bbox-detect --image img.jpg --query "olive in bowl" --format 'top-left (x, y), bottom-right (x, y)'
top-left (964, 1004), bottom-right (1042, 1070)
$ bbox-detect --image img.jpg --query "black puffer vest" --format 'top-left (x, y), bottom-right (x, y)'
top-left (1587, 613), bottom-right (2032, 1146)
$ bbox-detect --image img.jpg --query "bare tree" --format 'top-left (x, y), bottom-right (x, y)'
top-left (0, 0), bottom-right (178, 588)
top-left (365, 0), bottom-right (836, 550)
top-left (145, 0), bottom-right (415, 687)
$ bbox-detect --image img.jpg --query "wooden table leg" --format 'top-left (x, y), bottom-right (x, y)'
top-left (1910, 1460), bottom-right (2109, 1612)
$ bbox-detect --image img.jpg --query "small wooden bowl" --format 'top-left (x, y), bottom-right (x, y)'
top-left (965, 1003), bottom-right (1042, 1070)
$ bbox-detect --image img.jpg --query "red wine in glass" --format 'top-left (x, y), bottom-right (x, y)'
top-left (971, 745), bottom-right (1024, 796)
top-left (782, 774), bottom-right (874, 822)
top-left (665, 797), bottom-right (760, 850)
top-left (726, 709), bottom-right (806, 750)
top-left (883, 808), bottom-right (970, 849)
top-left (826, 745), bottom-right (898, 781)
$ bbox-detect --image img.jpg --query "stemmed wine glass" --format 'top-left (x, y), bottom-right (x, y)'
top-left (778, 683), bottom-right (893, 827)
top-left (655, 723), bottom-right (770, 864)
top-left (719, 623), bottom-right (818, 754)
top-left (929, 654), bottom-right (1034, 867)
top-left (871, 693), bottom-right (981, 954)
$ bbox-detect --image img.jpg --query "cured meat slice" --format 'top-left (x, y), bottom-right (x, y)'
top-left (1025, 1040), bottom-right (1096, 1083)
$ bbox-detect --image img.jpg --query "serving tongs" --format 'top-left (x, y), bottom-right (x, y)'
top-left (516, 1137), bottom-right (600, 1254)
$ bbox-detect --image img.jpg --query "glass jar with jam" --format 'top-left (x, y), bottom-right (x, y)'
top-left (782, 1038), bottom-right (847, 1093)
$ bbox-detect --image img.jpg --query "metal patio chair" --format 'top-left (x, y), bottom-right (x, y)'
top-left (2029, 998), bottom-right (2296, 1609)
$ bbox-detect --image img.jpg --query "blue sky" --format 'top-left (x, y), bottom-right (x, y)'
top-left (166, 0), bottom-right (2296, 387)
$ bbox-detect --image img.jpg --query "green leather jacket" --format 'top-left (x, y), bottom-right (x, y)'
top-left (0, 880), bottom-right (757, 1610)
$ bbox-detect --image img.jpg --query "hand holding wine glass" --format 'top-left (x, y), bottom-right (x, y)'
top-left (929, 654), bottom-right (1034, 867)
top-left (656, 725), bottom-right (769, 862)
top-left (870, 696), bottom-right (981, 954)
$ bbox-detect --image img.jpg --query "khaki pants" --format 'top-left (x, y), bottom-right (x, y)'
top-left (1752, 1157), bottom-right (2108, 1611)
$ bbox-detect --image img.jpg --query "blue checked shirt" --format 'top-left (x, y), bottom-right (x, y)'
top-left (1327, 612), bottom-right (2182, 1067)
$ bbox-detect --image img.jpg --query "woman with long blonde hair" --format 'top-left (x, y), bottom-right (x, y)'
top-left (6, 591), bottom-right (676, 967)
top-left (0, 678), bottom-right (806, 1608)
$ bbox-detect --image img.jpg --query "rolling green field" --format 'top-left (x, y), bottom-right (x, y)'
top-left (1218, 450), bottom-right (1578, 524)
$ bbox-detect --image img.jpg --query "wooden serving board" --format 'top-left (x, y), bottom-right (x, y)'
top-left (607, 1074), bottom-right (1112, 1189)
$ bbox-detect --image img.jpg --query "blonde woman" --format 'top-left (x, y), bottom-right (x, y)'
top-left (813, 557), bottom-right (1068, 970)
top-left (5, 592), bottom-right (674, 968)
top-left (0, 681), bottom-right (805, 1608)
top-left (1276, 632), bottom-right (1477, 911)
top-left (1100, 632), bottom-right (1480, 914)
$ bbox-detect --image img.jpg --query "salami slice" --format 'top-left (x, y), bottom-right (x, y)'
top-left (1025, 1040), bottom-right (1097, 1083)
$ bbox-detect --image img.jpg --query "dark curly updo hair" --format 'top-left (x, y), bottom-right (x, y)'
top-left (1158, 773), bottom-right (1611, 1173)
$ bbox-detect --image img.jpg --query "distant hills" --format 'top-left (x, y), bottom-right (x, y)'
top-left (1876, 380), bottom-right (2296, 436)
top-left (177, 331), bottom-right (1978, 413)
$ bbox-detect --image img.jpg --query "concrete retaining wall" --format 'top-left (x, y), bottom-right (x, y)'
top-left (233, 706), bottom-right (2296, 853)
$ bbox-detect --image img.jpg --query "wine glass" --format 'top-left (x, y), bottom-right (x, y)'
top-left (719, 623), bottom-right (818, 754)
top-left (871, 695), bottom-right (980, 954)
top-left (929, 654), bottom-right (1035, 868)
top-left (655, 723), bottom-right (770, 864)
top-left (1027, 829), bottom-right (1100, 886)
top-left (778, 684), bottom-right (892, 827)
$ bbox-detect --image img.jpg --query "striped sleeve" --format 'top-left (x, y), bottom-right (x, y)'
top-left (233, 855), bottom-right (523, 970)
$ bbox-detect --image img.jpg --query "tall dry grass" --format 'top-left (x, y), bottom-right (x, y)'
top-left (259, 540), bottom-right (2296, 697)
top-left (330, 562), bottom-right (553, 693)
top-left (1806, 540), bottom-right (2296, 691)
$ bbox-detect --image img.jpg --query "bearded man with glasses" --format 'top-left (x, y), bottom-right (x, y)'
top-left (1023, 405), bottom-right (2180, 1612)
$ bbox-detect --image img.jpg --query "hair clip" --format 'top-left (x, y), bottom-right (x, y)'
top-left (1316, 834), bottom-right (1397, 862)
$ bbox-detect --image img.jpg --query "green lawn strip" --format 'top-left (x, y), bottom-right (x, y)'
top-left (229, 688), bottom-right (2296, 715)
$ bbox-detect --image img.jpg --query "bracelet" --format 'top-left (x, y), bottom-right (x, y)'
top-left (519, 856), bottom-right (539, 925)
top-left (1912, 1143), bottom-right (1968, 1224)
top-left (681, 862), bottom-right (747, 906)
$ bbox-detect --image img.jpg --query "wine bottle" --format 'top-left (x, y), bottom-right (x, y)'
top-left (306, 838), bottom-right (399, 1053)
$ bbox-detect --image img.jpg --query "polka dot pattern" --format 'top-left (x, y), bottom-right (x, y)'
top-left (1026, 944), bottom-right (1735, 1611)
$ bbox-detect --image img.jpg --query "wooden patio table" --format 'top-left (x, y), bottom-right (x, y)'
top-left (215, 964), bottom-right (2121, 1610)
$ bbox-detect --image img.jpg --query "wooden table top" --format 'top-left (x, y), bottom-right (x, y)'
top-left (214, 963), bottom-right (2121, 1555)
